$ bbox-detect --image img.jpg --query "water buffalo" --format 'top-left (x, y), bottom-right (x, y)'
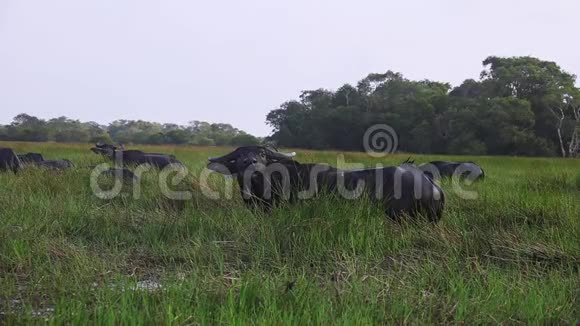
top-left (90, 145), bottom-right (182, 169)
top-left (419, 161), bottom-right (485, 182)
top-left (208, 146), bottom-right (445, 222)
top-left (120, 150), bottom-right (177, 160)
top-left (0, 148), bottom-right (22, 173)
top-left (121, 152), bottom-right (182, 169)
top-left (36, 159), bottom-right (75, 169)
top-left (18, 153), bottom-right (44, 164)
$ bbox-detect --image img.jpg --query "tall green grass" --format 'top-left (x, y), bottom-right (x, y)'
top-left (0, 141), bottom-right (579, 324)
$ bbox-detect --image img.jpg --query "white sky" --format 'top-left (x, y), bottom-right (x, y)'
top-left (0, 0), bottom-right (578, 136)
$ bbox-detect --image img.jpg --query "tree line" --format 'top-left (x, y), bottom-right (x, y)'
top-left (2, 56), bottom-right (578, 157)
top-left (266, 56), bottom-right (580, 157)
top-left (0, 114), bottom-right (261, 146)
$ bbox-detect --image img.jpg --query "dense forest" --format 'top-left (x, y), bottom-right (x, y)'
top-left (0, 115), bottom-right (260, 146)
top-left (266, 56), bottom-right (580, 157)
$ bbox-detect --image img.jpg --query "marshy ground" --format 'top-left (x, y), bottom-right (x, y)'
top-left (0, 142), bottom-right (578, 324)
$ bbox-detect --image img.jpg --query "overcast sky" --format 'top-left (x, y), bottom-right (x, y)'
top-left (1, 0), bottom-right (578, 136)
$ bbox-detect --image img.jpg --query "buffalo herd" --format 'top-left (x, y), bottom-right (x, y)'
top-left (208, 146), bottom-right (448, 222)
top-left (0, 144), bottom-right (486, 223)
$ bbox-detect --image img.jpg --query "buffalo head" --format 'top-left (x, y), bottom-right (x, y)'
top-left (207, 146), bottom-right (296, 175)
top-left (91, 143), bottom-right (118, 157)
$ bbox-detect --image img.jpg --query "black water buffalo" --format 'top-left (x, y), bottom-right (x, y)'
top-left (208, 146), bottom-right (445, 222)
top-left (121, 150), bottom-right (177, 160)
top-left (0, 148), bottom-right (22, 173)
top-left (90, 145), bottom-right (182, 169)
top-left (121, 152), bottom-right (182, 169)
top-left (419, 161), bottom-right (485, 182)
top-left (18, 153), bottom-right (44, 164)
top-left (91, 143), bottom-right (175, 158)
top-left (36, 159), bottom-right (75, 169)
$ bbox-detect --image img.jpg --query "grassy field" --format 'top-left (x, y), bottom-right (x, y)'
top-left (0, 141), bottom-right (579, 324)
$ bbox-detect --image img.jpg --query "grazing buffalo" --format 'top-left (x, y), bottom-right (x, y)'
top-left (90, 144), bottom-right (182, 169)
top-left (0, 148), bottom-right (22, 173)
top-left (36, 159), bottom-right (75, 169)
top-left (119, 151), bottom-right (182, 169)
top-left (121, 150), bottom-right (177, 160)
top-left (419, 161), bottom-right (485, 182)
top-left (18, 153), bottom-right (44, 164)
top-left (208, 146), bottom-right (445, 222)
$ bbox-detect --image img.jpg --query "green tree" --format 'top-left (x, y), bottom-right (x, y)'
top-left (266, 57), bottom-right (580, 157)
top-left (480, 56), bottom-right (578, 156)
